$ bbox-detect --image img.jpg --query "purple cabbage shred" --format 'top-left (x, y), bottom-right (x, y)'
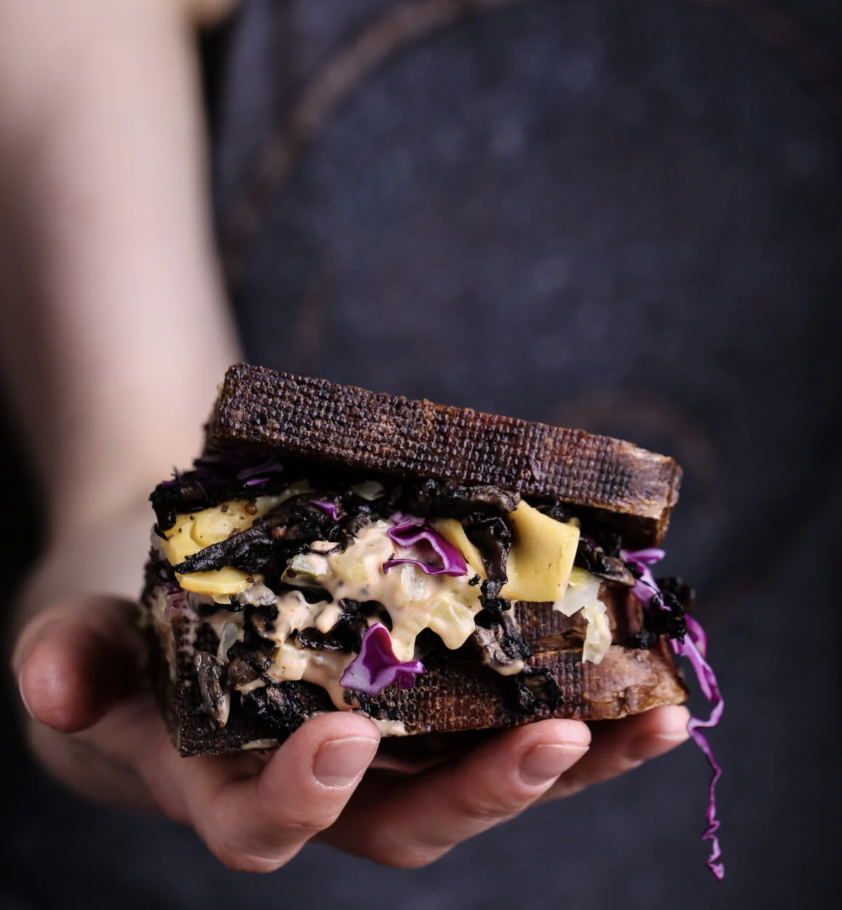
top-left (339, 623), bottom-right (425, 696)
top-left (236, 457), bottom-right (284, 481)
top-left (383, 515), bottom-right (467, 576)
top-left (311, 499), bottom-right (339, 520)
top-left (189, 451), bottom-right (284, 488)
top-left (622, 547), bottom-right (725, 881)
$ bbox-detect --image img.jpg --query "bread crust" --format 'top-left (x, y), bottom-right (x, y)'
top-left (207, 364), bottom-right (682, 547)
top-left (150, 616), bottom-right (688, 757)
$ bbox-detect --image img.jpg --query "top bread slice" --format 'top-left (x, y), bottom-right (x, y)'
top-left (207, 364), bottom-right (682, 547)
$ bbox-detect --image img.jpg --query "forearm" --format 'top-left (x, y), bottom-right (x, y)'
top-left (0, 0), bottom-right (240, 546)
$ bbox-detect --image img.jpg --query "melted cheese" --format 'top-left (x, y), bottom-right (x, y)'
top-left (502, 501), bottom-right (580, 602)
top-left (436, 503), bottom-right (580, 603)
top-left (432, 519), bottom-right (486, 577)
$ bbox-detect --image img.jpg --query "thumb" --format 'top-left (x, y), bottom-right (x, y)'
top-left (12, 596), bottom-right (146, 734)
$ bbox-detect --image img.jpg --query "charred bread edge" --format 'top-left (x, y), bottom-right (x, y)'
top-left (207, 365), bottom-right (682, 547)
top-left (150, 618), bottom-right (689, 757)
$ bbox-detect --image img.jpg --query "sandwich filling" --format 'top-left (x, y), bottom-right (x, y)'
top-left (148, 497), bottom-right (608, 702)
top-left (143, 450), bottom-right (688, 716)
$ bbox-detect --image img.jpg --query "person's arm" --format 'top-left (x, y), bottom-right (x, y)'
top-left (0, 0), bottom-right (238, 540)
top-left (0, 0), bottom-right (689, 872)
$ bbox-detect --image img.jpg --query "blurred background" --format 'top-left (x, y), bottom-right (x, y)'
top-left (1, 0), bottom-right (840, 907)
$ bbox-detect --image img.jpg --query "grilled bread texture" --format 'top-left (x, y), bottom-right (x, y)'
top-left (208, 365), bottom-right (681, 547)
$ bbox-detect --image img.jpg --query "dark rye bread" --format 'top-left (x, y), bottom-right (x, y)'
top-left (207, 364), bottom-right (682, 547)
top-left (514, 585), bottom-right (643, 652)
top-left (151, 615), bottom-right (688, 757)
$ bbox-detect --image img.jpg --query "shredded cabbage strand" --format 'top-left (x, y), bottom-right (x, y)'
top-left (311, 498), bottom-right (339, 520)
top-left (622, 547), bottom-right (725, 881)
top-left (187, 451), bottom-right (284, 488)
top-left (339, 623), bottom-right (426, 696)
top-left (237, 457), bottom-right (284, 484)
top-left (383, 515), bottom-right (468, 577)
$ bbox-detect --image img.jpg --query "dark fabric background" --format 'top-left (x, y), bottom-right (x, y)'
top-left (2, 1), bottom-right (840, 907)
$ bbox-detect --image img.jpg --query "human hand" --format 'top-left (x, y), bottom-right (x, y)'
top-left (10, 504), bottom-right (690, 872)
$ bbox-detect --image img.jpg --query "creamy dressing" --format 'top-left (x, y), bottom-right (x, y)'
top-left (264, 640), bottom-right (355, 709)
top-left (252, 521), bottom-right (483, 707)
top-left (371, 719), bottom-right (408, 737)
top-left (322, 521), bottom-right (483, 661)
top-left (248, 585), bottom-right (358, 710)
top-left (203, 608), bottom-right (245, 642)
top-left (147, 585), bottom-right (178, 681)
top-left (240, 738), bottom-right (280, 751)
top-left (315, 603), bottom-right (344, 633)
top-left (234, 583), bottom-right (278, 607)
top-left (235, 678), bottom-right (266, 694)
top-left (216, 622), bottom-right (240, 662)
top-left (154, 496), bottom-right (596, 735)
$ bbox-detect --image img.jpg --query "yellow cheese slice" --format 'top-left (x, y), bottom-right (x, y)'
top-left (159, 518), bottom-right (200, 566)
top-left (160, 496), bottom-right (285, 597)
top-left (433, 505), bottom-right (580, 603)
top-left (502, 501), bottom-right (580, 602)
top-left (175, 567), bottom-right (253, 596)
top-left (160, 496), bottom-right (284, 567)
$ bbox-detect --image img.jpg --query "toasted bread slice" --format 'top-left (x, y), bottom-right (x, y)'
top-left (207, 364), bottom-right (681, 547)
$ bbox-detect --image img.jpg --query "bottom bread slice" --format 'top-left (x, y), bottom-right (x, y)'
top-left (149, 621), bottom-right (688, 757)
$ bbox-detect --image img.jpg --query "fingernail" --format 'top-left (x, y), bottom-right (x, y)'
top-left (520, 743), bottom-right (589, 787)
top-left (17, 666), bottom-right (34, 718)
top-left (628, 732), bottom-right (689, 763)
top-left (314, 736), bottom-right (379, 787)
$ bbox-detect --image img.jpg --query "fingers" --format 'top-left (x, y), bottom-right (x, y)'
top-left (13, 594), bottom-right (384, 874)
top-left (143, 713), bottom-right (381, 873)
top-left (13, 596), bottom-right (146, 733)
top-left (323, 719), bottom-right (591, 868)
top-left (540, 705), bottom-right (691, 802)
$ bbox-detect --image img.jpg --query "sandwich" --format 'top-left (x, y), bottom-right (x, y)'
top-left (141, 364), bottom-right (723, 876)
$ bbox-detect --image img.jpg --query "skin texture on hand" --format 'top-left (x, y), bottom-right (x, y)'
top-left (11, 502), bottom-right (690, 873)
